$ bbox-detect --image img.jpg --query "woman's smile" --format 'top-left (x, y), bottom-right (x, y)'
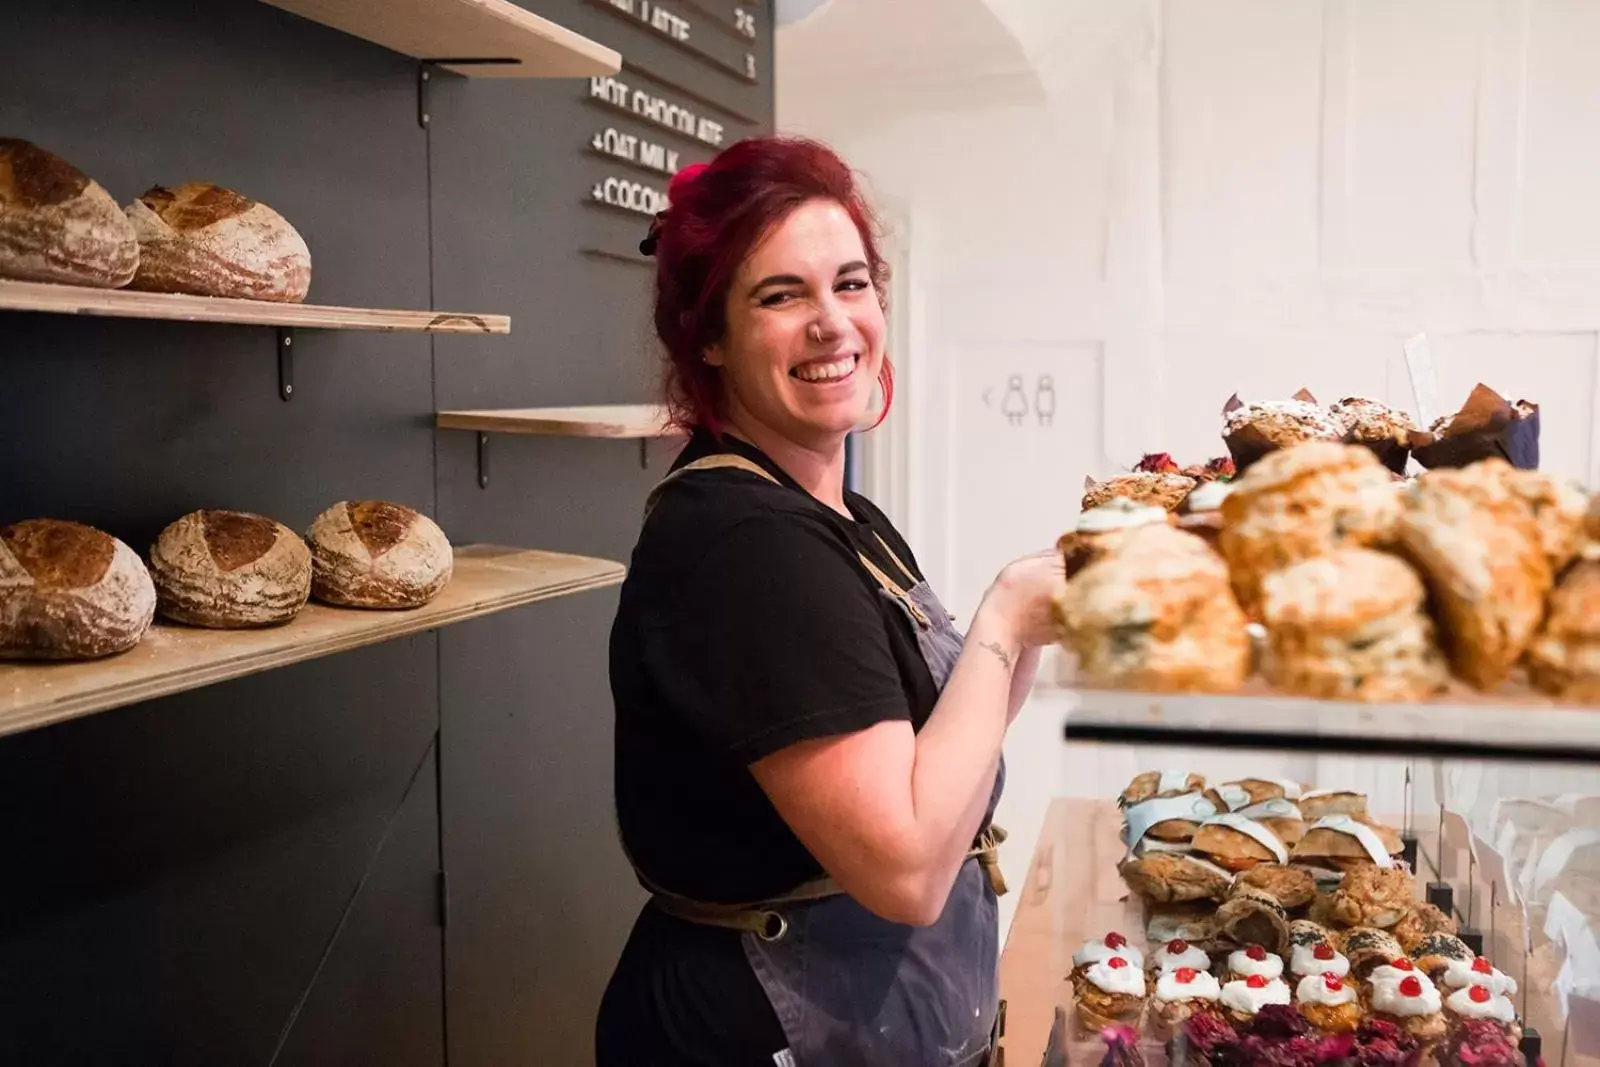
top-left (791, 352), bottom-right (859, 384)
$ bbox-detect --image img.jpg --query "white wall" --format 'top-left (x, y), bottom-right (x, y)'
top-left (779, 0), bottom-right (1600, 940)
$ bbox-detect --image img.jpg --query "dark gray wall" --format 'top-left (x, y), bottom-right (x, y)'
top-left (0, 0), bottom-right (772, 1062)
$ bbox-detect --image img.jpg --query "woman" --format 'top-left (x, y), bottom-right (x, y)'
top-left (598, 135), bottom-right (1065, 1067)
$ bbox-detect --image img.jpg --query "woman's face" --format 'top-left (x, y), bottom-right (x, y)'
top-left (707, 198), bottom-right (886, 450)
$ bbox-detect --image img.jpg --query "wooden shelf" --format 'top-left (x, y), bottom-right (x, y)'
top-left (0, 279), bottom-right (511, 334)
top-left (1060, 684), bottom-right (1600, 763)
top-left (257, 0), bottom-right (620, 78)
top-left (0, 545), bottom-right (624, 740)
top-left (436, 403), bottom-right (683, 438)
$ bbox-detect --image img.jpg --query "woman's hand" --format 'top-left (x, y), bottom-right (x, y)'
top-left (977, 549), bottom-right (1068, 652)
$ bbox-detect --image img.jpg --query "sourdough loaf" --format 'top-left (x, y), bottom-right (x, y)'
top-left (150, 509), bottom-right (310, 628)
top-left (307, 501), bottom-right (452, 609)
top-left (0, 139), bottom-right (139, 288)
top-left (0, 519), bottom-right (155, 659)
top-left (124, 182), bottom-right (311, 302)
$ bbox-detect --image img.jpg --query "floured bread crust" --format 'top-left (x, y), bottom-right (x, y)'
top-left (150, 509), bottom-right (311, 628)
top-left (0, 139), bottom-right (138, 287)
top-left (307, 500), bottom-right (453, 609)
top-left (0, 519), bottom-right (155, 659)
top-left (125, 182), bottom-right (311, 301)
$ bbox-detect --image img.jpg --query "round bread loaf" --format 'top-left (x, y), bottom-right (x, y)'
top-left (307, 501), bottom-right (452, 609)
top-left (124, 182), bottom-right (311, 302)
top-left (0, 519), bottom-right (155, 659)
top-left (150, 509), bottom-right (310, 628)
top-left (0, 139), bottom-right (139, 288)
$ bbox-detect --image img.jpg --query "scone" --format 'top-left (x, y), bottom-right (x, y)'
top-left (1409, 933), bottom-right (1474, 982)
top-left (1395, 460), bottom-right (1552, 689)
top-left (1330, 865), bottom-right (1417, 929)
top-left (1075, 954), bottom-right (1147, 1034)
top-left (1218, 974), bottom-right (1293, 1027)
top-left (1393, 902), bottom-right (1457, 952)
top-left (1505, 469), bottom-right (1588, 574)
top-left (1341, 928), bottom-right (1406, 980)
top-left (1295, 971), bottom-right (1363, 1034)
top-left (1058, 498), bottom-right (1172, 578)
top-left (1150, 966), bottom-right (1224, 1038)
top-left (1222, 394), bottom-right (1346, 472)
top-left (1218, 442), bottom-right (1403, 618)
top-left (1259, 549), bottom-right (1449, 703)
top-left (1082, 471), bottom-right (1198, 513)
top-left (1120, 851), bottom-right (1235, 904)
top-left (1215, 887), bottom-right (1290, 957)
top-left (1191, 815), bottom-right (1290, 873)
top-left (1291, 815), bottom-right (1404, 874)
top-left (1055, 524), bottom-right (1251, 693)
top-left (1235, 864), bottom-right (1316, 910)
top-left (1527, 560), bottom-right (1600, 701)
top-left (1331, 396), bottom-right (1421, 475)
top-left (1368, 971), bottom-right (1447, 1044)
top-left (1299, 790), bottom-right (1369, 822)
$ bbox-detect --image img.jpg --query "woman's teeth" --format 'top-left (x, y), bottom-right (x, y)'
top-left (793, 355), bottom-right (856, 382)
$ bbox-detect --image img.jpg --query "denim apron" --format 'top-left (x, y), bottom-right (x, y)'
top-left (635, 454), bottom-right (1008, 1067)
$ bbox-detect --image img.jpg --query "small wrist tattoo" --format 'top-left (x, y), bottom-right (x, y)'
top-left (979, 640), bottom-right (1014, 671)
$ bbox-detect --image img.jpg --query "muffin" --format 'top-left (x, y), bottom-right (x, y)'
top-left (1075, 954), bottom-right (1148, 1034)
top-left (1330, 865), bottom-right (1418, 929)
top-left (1150, 966), bottom-right (1224, 1038)
top-left (1412, 383), bottom-right (1540, 472)
top-left (1527, 559), bottom-right (1600, 701)
top-left (1368, 971), bottom-right (1447, 1044)
top-left (1291, 815), bottom-right (1404, 874)
top-left (1054, 523), bottom-right (1251, 693)
top-left (1120, 851), bottom-right (1235, 904)
top-left (1396, 459), bottom-right (1552, 689)
top-left (1295, 971), bottom-right (1363, 1034)
top-left (1218, 974), bottom-right (1293, 1027)
top-left (1082, 471), bottom-right (1198, 513)
top-left (1216, 886), bottom-right (1290, 957)
top-left (1331, 396), bottom-right (1421, 471)
top-left (1058, 498), bottom-right (1172, 578)
top-left (1259, 548), bottom-right (1449, 703)
top-left (1218, 441), bottom-right (1403, 618)
top-left (1222, 394), bottom-right (1346, 472)
top-left (1192, 815), bottom-right (1290, 873)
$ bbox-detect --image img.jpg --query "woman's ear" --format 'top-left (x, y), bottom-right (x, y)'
top-left (703, 344), bottom-right (725, 367)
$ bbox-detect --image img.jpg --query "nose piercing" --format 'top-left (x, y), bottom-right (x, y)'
top-left (808, 323), bottom-right (823, 342)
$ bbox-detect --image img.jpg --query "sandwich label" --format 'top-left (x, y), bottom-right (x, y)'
top-left (1123, 793), bottom-right (1218, 850)
top-left (1217, 784), bottom-right (1252, 811)
top-left (1236, 798), bottom-right (1302, 822)
top-left (1201, 813), bottom-right (1289, 864)
top-left (1158, 770), bottom-right (1193, 794)
top-left (1310, 815), bottom-right (1393, 867)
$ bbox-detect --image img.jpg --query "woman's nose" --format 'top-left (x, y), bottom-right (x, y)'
top-left (810, 299), bottom-right (846, 343)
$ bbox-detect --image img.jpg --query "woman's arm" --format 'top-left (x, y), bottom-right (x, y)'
top-left (750, 552), bottom-right (1062, 927)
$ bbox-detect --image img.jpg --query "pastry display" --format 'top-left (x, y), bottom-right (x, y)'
top-left (1291, 815), bottom-right (1404, 873)
top-left (1288, 934), bottom-right (1349, 981)
top-left (1217, 441), bottom-right (1402, 619)
top-left (1053, 523), bottom-right (1250, 693)
top-left (1341, 928), bottom-right (1407, 980)
top-left (1367, 970), bottom-right (1447, 1044)
top-left (1526, 558), bottom-right (1600, 701)
top-left (1235, 863), bottom-right (1316, 910)
top-left (306, 500), bottom-right (453, 609)
top-left (1150, 967), bottom-right (1222, 1038)
top-left (0, 138), bottom-right (139, 287)
top-left (1082, 471), bottom-right (1197, 513)
top-left (1150, 938), bottom-right (1210, 976)
top-left (1218, 973), bottom-right (1292, 1025)
top-left (1058, 498), bottom-right (1172, 578)
top-left (1437, 956), bottom-right (1517, 998)
top-left (1223, 943), bottom-right (1285, 984)
top-left (0, 518), bottom-right (155, 660)
top-left (1295, 971), bottom-right (1363, 1034)
top-left (1412, 382), bottom-right (1540, 472)
top-left (1330, 396), bottom-right (1421, 475)
top-left (1221, 391), bottom-right (1346, 473)
top-left (1075, 954), bottom-right (1148, 1034)
top-left (1329, 866), bottom-right (1417, 929)
top-left (124, 181), bottom-right (312, 302)
top-left (1407, 932), bottom-right (1473, 982)
top-left (1258, 548), bottom-right (1449, 704)
top-left (1191, 814), bottom-right (1290, 873)
top-left (1073, 933), bottom-right (1144, 984)
top-left (1119, 851), bottom-right (1234, 904)
top-left (149, 509), bottom-right (311, 628)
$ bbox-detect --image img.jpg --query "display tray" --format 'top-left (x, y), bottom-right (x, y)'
top-left (996, 799), bottom-right (1583, 1066)
top-left (0, 544), bottom-right (624, 739)
top-left (1062, 682), bottom-right (1600, 763)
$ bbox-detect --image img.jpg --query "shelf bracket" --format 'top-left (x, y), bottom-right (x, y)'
top-left (418, 62), bottom-right (435, 129)
top-left (639, 439), bottom-right (650, 469)
top-left (278, 328), bottom-right (294, 401)
top-left (477, 432), bottom-right (490, 489)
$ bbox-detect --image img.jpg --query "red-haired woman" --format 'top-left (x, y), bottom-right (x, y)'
top-left (598, 136), bottom-right (1064, 1067)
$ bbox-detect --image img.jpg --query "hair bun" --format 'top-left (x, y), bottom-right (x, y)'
top-left (668, 163), bottom-right (709, 202)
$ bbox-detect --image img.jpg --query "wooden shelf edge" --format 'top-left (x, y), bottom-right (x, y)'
top-left (0, 279), bottom-right (511, 334)
top-left (436, 404), bottom-right (686, 439)
top-left (0, 545), bottom-right (624, 740)
top-left (257, 0), bottom-right (620, 79)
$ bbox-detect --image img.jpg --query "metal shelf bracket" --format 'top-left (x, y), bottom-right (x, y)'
top-left (278, 328), bottom-right (294, 401)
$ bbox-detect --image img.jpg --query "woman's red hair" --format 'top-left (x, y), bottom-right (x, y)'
top-left (649, 135), bottom-right (893, 436)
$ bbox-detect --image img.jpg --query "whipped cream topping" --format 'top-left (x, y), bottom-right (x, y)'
top-left (1155, 943), bottom-right (1212, 974)
top-left (1077, 498), bottom-right (1168, 533)
top-left (1228, 948), bottom-right (1284, 980)
top-left (1289, 944), bottom-right (1349, 978)
top-left (1183, 480), bottom-right (1234, 513)
top-left (1440, 958), bottom-right (1517, 996)
top-left (1220, 977), bottom-right (1291, 1015)
top-left (1074, 937), bottom-right (1145, 969)
top-left (1369, 964), bottom-right (1434, 989)
top-left (1086, 958), bottom-right (1147, 997)
top-left (1296, 974), bottom-right (1358, 1007)
top-left (1445, 985), bottom-right (1517, 1023)
top-left (1370, 976), bottom-right (1443, 1017)
top-left (1156, 969), bottom-right (1222, 1003)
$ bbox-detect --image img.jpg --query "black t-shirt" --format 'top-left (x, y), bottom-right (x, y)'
top-left (598, 430), bottom-right (940, 1065)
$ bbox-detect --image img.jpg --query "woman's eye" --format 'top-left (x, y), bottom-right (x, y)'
top-left (837, 278), bottom-right (870, 293)
top-left (760, 291), bottom-right (798, 307)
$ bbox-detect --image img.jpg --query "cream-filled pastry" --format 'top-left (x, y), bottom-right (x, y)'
top-left (1439, 956), bottom-right (1517, 997)
top-left (1153, 938), bottom-right (1211, 975)
top-left (1226, 944), bottom-right (1284, 981)
top-left (1219, 975), bottom-right (1292, 1024)
top-left (1290, 941), bottom-right (1350, 979)
top-left (1295, 972), bottom-right (1363, 1034)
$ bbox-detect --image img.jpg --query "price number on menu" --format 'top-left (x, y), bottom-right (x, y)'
top-left (734, 7), bottom-right (756, 38)
top-left (745, 53), bottom-right (756, 79)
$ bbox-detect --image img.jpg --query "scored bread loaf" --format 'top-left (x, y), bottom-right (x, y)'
top-left (307, 501), bottom-right (452, 609)
top-left (0, 138), bottom-right (139, 288)
top-left (124, 182), bottom-right (311, 302)
top-left (150, 509), bottom-right (310, 628)
top-left (0, 519), bottom-right (155, 659)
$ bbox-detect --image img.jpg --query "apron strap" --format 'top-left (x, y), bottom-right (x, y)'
top-left (642, 453), bottom-right (781, 524)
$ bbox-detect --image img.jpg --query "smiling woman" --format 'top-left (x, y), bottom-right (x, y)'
top-left (597, 136), bottom-right (1066, 1067)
